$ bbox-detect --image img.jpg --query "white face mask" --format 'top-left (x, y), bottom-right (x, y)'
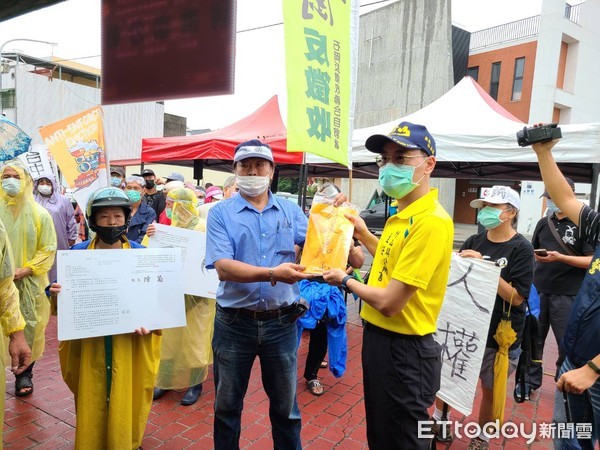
top-left (38, 185), bottom-right (52, 196)
top-left (236, 175), bottom-right (270, 197)
top-left (2, 178), bottom-right (21, 196)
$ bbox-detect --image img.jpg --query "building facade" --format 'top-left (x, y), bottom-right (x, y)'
top-left (0, 52), bottom-right (164, 165)
top-left (455, 0), bottom-right (600, 231)
top-left (342, 0), bottom-right (456, 213)
top-left (467, 0), bottom-right (600, 125)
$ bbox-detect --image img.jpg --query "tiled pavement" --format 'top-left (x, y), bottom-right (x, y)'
top-left (4, 298), bottom-right (560, 449)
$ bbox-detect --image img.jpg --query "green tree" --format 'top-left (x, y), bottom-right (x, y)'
top-left (277, 177), bottom-right (300, 194)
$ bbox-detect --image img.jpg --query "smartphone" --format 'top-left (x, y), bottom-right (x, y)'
top-left (534, 249), bottom-right (548, 257)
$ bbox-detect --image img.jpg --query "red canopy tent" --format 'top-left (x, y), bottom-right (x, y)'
top-left (141, 95), bottom-right (304, 166)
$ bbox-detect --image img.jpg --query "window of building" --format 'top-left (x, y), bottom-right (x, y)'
top-left (467, 66), bottom-right (479, 82)
top-left (512, 57), bottom-right (525, 101)
top-left (0, 89), bottom-right (16, 110)
top-left (490, 62), bottom-right (501, 100)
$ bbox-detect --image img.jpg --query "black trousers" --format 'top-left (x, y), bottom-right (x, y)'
top-left (528, 292), bottom-right (575, 386)
top-left (362, 323), bottom-right (441, 450)
top-left (303, 320), bottom-right (328, 380)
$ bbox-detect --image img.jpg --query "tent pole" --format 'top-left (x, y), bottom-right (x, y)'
top-left (590, 163), bottom-right (600, 210)
top-left (348, 169), bottom-right (353, 202)
top-left (300, 163), bottom-right (309, 211)
top-left (297, 164), bottom-right (305, 208)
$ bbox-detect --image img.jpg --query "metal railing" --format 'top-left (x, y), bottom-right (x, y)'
top-left (470, 15), bottom-right (540, 50)
top-left (470, 2), bottom-right (583, 51)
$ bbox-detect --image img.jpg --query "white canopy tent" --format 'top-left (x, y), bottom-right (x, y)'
top-left (304, 77), bottom-right (600, 182)
top-left (350, 76), bottom-right (600, 167)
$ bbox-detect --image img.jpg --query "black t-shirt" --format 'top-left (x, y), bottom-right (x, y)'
top-left (532, 214), bottom-right (594, 295)
top-left (580, 205), bottom-right (600, 244)
top-left (460, 231), bottom-right (534, 350)
top-left (143, 192), bottom-right (166, 218)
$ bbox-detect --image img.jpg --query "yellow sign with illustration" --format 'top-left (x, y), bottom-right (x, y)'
top-left (38, 106), bottom-right (109, 214)
top-left (39, 106), bottom-right (107, 189)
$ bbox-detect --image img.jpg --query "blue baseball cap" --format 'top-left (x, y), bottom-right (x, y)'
top-left (234, 139), bottom-right (274, 163)
top-left (165, 172), bottom-right (185, 182)
top-left (365, 121), bottom-right (436, 156)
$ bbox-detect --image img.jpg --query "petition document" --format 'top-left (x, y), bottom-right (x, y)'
top-left (147, 223), bottom-right (219, 298)
top-left (57, 248), bottom-right (185, 340)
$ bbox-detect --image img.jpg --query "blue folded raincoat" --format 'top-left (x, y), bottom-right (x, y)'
top-left (297, 279), bottom-right (347, 377)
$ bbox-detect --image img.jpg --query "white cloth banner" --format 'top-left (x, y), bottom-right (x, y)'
top-left (57, 248), bottom-right (185, 340)
top-left (434, 253), bottom-right (501, 416)
top-left (147, 224), bottom-right (219, 298)
top-left (17, 144), bottom-right (54, 180)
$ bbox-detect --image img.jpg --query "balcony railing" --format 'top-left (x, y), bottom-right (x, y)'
top-left (470, 15), bottom-right (540, 50)
top-left (470, 2), bottom-right (583, 51)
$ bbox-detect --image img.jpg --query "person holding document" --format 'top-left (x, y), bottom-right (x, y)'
top-left (49, 187), bottom-right (161, 450)
top-left (206, 140), bottom-right (317, 449)
top-left (321, 123), bottom-right (453, 450)
top-left (144, 187), bottom-right (216, 406)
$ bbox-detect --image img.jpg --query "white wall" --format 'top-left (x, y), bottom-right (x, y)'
top-left (354, 0), bottom-right (453, 128)
top-left (570, 0), bottom-right (600, 122)
top-left (12, 65), bottom-right (163, 162)
top-left (517, 179), bottom-right (591, 237)
top-left (348, 0), bottom-right (455, 212)
top-left (529, 0), bottom-right (600, 123)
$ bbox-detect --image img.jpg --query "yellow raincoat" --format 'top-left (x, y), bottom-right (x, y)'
top-left (0, 162), bottom-right (55, 362)
top-left (0, 218), bottom-right (26, 429)
top-left (143, 188), bottom-right (215, 390)
top-left (58, 238), bottom-right (161, 450)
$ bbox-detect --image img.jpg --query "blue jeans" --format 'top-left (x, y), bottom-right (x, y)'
top-left (212, 305), bottom-right (302, 450)
top-left (553, 357), bottom-right (600, 449)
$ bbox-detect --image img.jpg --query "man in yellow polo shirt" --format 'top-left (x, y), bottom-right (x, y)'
top-left (324, 121), bottom-right (453, 450)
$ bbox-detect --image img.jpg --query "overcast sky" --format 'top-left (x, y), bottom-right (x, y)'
top-left (0, 0), bottom-right (581, 130)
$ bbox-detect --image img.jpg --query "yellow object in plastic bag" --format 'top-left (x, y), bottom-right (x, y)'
top-left (300, 202), bottom-right (357, 274)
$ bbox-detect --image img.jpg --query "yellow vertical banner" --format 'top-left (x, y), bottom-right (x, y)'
top-left (38, 106), bottom-right (109, 212)
top-left (283, 0), bottom-right (358, 167)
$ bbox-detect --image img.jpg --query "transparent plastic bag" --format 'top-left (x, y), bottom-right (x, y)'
top-left (300, 183), bottom-right (359, 274)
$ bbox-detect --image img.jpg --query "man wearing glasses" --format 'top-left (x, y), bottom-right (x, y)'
top-left (324, 122), bottom-right (454, 449)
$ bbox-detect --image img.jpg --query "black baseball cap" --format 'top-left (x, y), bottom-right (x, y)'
top-left (141, 169), bottom-right (155, 177)
top-left (541, 177), bottom-right (575, 198)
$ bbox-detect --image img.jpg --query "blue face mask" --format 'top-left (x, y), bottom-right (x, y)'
top-left (378, 162), bottom-right (424, 200)
top-left (166, 208), bottom-right (172, 219)
top-left (110, 177), bottom-right (122, 187)
top-left (477, 206), bottom-right (504, 229)
top-left (125, 189), bottom-right (141, 203)
top-left (2, 178), bottom-right (21, 196)
top-left (546, 199), bottom-right (561, 214)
